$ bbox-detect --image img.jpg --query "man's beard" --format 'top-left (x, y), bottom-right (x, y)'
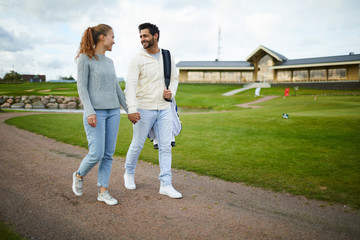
top-left (142, 38), bottom-right (155, 49)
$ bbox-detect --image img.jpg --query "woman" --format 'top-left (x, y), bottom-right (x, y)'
top-left (72, 24), bottom-right (132, 205)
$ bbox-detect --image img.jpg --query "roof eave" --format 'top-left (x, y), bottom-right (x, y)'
top-left (246, 45), bottom-right (283, 62)
top-left (271, 61), bottom-right (360, 69)
top-left (177, 67), bottom-right (255, 70)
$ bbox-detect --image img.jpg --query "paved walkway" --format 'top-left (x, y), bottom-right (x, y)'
top-left (0, 112), bottom-right (359, 240)
top-left (237, 96), bottom-right (280, 108)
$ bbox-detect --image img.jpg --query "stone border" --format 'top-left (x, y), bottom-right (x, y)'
top-left (0, 95), bottom-right (83, 110)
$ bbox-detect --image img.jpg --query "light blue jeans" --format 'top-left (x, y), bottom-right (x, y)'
top-left (77, 108), bottom-right (120, 188)
top-left (125, 108), bottom-right (172, 186)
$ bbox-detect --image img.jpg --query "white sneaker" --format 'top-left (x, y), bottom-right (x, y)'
top-left (72, 172), bottom-right (83, 196)
top-left (97, 190), bottom-right (118, 206)
top-left (124, 172), bottom-right (136, 190)
top-left (159, 185), bottom-right (182, 199)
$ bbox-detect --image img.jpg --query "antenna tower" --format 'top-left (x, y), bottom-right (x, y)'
top-left (217, 26), bottom-right (221, 60)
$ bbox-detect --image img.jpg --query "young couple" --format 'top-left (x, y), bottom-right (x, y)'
top-left (72, 23), bottom-right (182, 206)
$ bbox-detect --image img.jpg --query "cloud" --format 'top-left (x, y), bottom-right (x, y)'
top-left (243, 13), bottom-right (282, 42)
top-left (0, 26), bottom-right (33, 52)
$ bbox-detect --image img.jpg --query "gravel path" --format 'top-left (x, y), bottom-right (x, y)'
top-left (0, 112), bottom-right (359, 240)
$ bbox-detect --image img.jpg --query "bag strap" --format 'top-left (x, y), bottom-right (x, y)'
top-left (162, 49), bottom-right (172, 102)
top-left (162, 49), bottom-right (171, 89)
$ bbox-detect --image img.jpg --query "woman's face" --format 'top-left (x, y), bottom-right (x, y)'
top-left (103, 29), bottom-right (115, 51)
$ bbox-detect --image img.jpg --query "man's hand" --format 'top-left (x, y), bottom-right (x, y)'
top-left (87, 114), bottom-right (97, 128)
top-left (128, 112), bottom-right (141, 124)
top-left (163, 89), bottom-right (172, 100)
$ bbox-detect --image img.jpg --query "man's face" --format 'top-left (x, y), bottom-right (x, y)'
top-left (140, 29), bottom-right (157, 49)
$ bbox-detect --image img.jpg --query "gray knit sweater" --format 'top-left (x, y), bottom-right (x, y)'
top-left (77, 53), bottom-right (128, 117)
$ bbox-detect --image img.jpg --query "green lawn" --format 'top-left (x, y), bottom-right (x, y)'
top-left (0, 221), bottom-right (25, 240)
top-left (5, 93), bottom-right (360, 208)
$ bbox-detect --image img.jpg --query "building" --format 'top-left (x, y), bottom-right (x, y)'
top-left (176, 45), bottom-right (360, 84)
top-left (22, 74), bottom-right (46, 82)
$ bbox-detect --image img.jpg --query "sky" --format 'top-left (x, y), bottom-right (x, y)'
top-left (0, 0), bottom-right (359, 80)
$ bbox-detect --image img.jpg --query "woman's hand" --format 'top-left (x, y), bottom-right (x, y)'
top-left (128, 112), bottom-right (140, 124)
top-left (87, 114), bottom-right (97, 127)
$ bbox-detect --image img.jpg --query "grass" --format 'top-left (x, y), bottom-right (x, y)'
top-left (0, 221), bottom-right (25, 240)
top-left (5, 92), bottom-right (360, 209)
top-left (0, 82), bottom-right (127, 96)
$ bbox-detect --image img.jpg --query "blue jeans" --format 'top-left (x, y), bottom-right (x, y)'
top-left (125, 108), bottom-right (172, 186)
top-left (77, 108), bottom-right (120, 188)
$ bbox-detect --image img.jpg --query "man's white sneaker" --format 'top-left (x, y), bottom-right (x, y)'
top-left (97, 190), bottom-right (118, 206)
top-left (159, 185), bottom-right (182, 199)
top-left (72, 172), bottom-right (83, 196)
top-left (124, 172), bottom-right (136, 190)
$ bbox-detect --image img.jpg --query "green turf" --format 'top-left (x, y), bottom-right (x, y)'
top-left (0, 221), bottom-right (25, 240)
top-left (5, 94), bottom-right (360, 208)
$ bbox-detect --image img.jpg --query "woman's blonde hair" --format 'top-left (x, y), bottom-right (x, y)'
top-left (76, 24), bottom-right (112, 60)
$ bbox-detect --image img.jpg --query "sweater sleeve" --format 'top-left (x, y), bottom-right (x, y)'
top-left (116, 83), bottom-right (128, 113)
top-left (125, 57), bottom-right (140, 114)
top-left (169, 54), bottom-right (179, 98)
top-left (77, 55), bottom-right (96, 117)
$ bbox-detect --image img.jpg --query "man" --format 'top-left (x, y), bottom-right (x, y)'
top-left (124, 23), bottom-right (182, 198)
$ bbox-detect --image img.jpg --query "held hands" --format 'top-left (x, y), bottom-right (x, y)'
top-left (163, 89), bottom-right (172, 100)
top-left (128, 112), bottom-right (141, 124)
top-left (87, 114), bottom-right (97, 128)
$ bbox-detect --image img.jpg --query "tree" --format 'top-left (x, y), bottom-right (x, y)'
top-left (59, 75), bottom-right (75, 80)
top-left (2, 71), bottom-right (22, 82)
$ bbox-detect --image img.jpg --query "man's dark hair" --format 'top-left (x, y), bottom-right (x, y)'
top-left (138, 23), bottom-right (160, 42)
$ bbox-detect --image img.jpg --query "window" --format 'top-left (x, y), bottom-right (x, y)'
top-left (241, 72), bottom-right (253, 82)
top-left (221, 72), bottom-right (240, 83)
top-left (328, 68), bottom-right (346, 81)
top-left (204, 72), bottom-right (220, 83)
top-left (293, 70), bottom-right (308, 82)
top-left (277, 71), bottom-right (291, 82)
top-left (310, 69), bottom-right (326, 81)
top-left (188, 72), bottom-right (204, 82)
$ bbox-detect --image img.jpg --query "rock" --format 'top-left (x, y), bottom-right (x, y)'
top-left (0, 99), bottom-right (5, 105)
top-left (78, 102), bottom-right (84, 109)
top-left (29, 95), bottom-right (38, 101)
top-left (67, 101), bottom-right (77, 109)
top-left (44, 96), bottom-right (51, 99)
top-left (11, 102), bottom-right (25, 108)
top-left (59, 104), bottom-right (67, 109)
top-left (32, 101), bottom-right (45, 109)
top-left (21, 96), bottom-right (29, 101)
top-left (49, 98), bottom-right (56, 103)
top-left (42, 99), bottom-right (49, 105)
top-left (57, 98), bottom-right (63, 104)
top-left (24, 100), bottom-right (30, 104)
top-left (1, 102), bottom-right (11, 108)
top-left (47, 103), bottom-right (58, 109)
top-left (6, 98), bottom-right (14, 104)
top-left (25, 104), bottom-right (33, 109)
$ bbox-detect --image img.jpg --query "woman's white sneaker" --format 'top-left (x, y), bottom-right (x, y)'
top-left (72, 172), bottom-right (83, 196)
top-left (159, 185), bottom-right (182, 199)
top-left (97, 190), bottom-right (118, 206)
top-left (124, 172), bottom-right (136, 190)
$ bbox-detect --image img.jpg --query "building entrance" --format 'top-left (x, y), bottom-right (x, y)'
top-left (257, 55), bottom-right (273, 82)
